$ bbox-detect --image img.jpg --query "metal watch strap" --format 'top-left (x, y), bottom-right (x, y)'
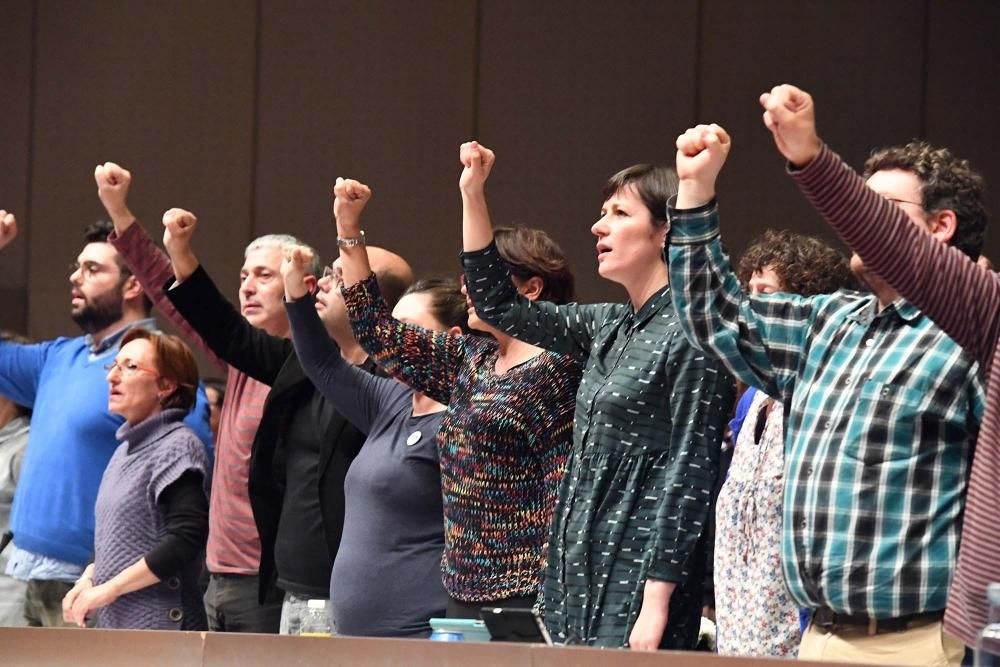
top-left (336, 230), bottom-right (366, 247)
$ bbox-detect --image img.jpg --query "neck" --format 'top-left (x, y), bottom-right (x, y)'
top-left (492, 330), bottom-right (543, 374)
top-left (863, 273), bottom-right (900, 311)
top-left (624, 262), bottom-right (669, 311)
top-left (411, 391), bottom-right (445, 417)
top-left (89, 310), bottom-right (145, 347)
top-left (336, 332), bottom-right (369, 366)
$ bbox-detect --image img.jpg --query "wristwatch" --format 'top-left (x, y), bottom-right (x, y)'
top-left (337, 230), bottom-right (365, 248)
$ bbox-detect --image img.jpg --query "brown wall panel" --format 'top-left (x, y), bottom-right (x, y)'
top-left (27, 0), bottom-right (256, 341)
top-left (476, 0), bottom-right (699, 304)
top-left (0, 0), bottom-right (34, 334)
top-left (925, 0), bottom-right (1000, 260)
top-left (698, 0), bottom-right (926, 262)
top-left (254, 0), bottom-right (477, 278)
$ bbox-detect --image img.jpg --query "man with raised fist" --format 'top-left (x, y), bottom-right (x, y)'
top-left (0, 209), bottom-right (211, 627)
top-left (666, 123), bottom-right (982, 665)
top-left (760, 82), bottom-right (996, 658)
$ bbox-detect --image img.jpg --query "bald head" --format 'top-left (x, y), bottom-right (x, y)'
top-left (366, 246), bottom-right (414, 309)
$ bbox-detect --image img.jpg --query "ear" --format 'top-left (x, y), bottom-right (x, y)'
top-left (518, 276), bottom-right (545, 301)
top-left (157, 378), bottom-right (178, 402)
top-left (122, 274), bottom-right (144, 303)
top-left (304, 274), bottom-right (319, 294)
top-left (447, 325), bottom-right (463, 336)
top-left (928, 209), bottom-right (957, 245)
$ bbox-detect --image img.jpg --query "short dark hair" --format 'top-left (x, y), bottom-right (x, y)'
top-left (84, 219), bottom-right (153, 313)
top-left (403, 278), bottom-right (470, 333)
top-left (0, 330), bottom-right (33, 417)
top-left (494, 226), bottom-right (575, 305)
top-left (863, 141), bottom-right (988, 261)
top-left (601, 164), bottom-right (679, 224)
top-left (738, 229), bottom-right (859, 296)
top-left (375, 270), bottom-right (412, 310)
top-left (121, 329), bottom-right (200, 412)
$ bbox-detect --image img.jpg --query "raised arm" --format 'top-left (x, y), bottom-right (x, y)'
top-left (0, 214), bottom-right (46, 407)
top-left (458, 142), bottom-right (599, 359)
top-left (96, 163), bottom-right (225, 370)
top-left (162, 209), bottom-right (292, 384)
top-left (283, 247), bottom-right (395, 433)
top-left (668, 124), bottom-right (820, 399)
top-left (332, 177), bottom-right (466, 404)
top-left (761, 84), bottom-right (1000, 372)
top-left (0, 209), bottom-right (16, 251)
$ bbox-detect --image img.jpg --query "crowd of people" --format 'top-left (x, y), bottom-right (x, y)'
top-left (0, 82), bottom-right (996, 666)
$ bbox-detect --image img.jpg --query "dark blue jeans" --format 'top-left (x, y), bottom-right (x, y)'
top-left (204, 573), bottom-right (282, 633)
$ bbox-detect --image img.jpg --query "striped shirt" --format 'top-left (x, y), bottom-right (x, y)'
top-left (110, 224), bottom-right (266, 575)
top-left (789, 143), bottom-right (1000, 645)
top-left (668, 202), bottom-right (985, 619)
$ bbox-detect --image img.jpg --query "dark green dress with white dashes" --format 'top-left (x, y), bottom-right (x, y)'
top-left (462, 242), bottom-right (734, 648)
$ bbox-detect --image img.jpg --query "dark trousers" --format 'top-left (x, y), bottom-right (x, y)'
top-left (204, 573), bottom-right (282, 633)
top-left (24, 579), bottom-right (75, 627)
top-left (446, 593), bottom-right (535, 620)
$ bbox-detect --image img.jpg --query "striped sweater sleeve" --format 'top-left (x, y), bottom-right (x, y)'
top-left (790, 144), bottom-right (1000, 375)
top-left (108, 223), bottom-right (226, 371)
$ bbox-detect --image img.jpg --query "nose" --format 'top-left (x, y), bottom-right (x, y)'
top-left (70, 267), bottom-right (83, 286)
top-left (241, 274), bottom-right (256, 295)
top-left (106, 365), bottom-right (121, 382)
top-left (317, 275), bottom-right (333, 293)
top-left (591, 215), bottom-right (609, 237)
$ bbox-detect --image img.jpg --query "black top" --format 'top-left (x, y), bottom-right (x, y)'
top-left (166, 266), bottom-right (370, 602)
top-left (145, 470), bottom-right (208, 578)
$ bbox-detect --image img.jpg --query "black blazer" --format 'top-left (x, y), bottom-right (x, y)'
top-left (166, 266), bottom-right (370, 603)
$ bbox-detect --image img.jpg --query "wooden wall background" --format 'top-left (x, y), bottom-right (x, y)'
top-left (2, 0), bottom-right (998, 371)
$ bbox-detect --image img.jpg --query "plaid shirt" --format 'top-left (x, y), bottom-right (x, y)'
top-left (667, 200), bottom-right (984, 619)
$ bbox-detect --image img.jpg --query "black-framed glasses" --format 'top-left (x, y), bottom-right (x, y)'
top-left (69, 261), bottom-right (113, 281)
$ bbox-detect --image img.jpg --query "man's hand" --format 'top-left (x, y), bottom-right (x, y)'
top-left (459, 141), bottom-right (496, 196)
top-left (162, 208), bottom-right (200, 283)
top-left (675, 123), bottom-right (732, 209)
top-left (760, 84), bottom-right (822, 168)
top-left (332, 177), bottom-right (371, 235)
top-left (628, 579), bottom-right (676, 651)
top-left (0, 210), bottom-right (17, 251)
top-left (282, 245), bottom-right (316, 301)
top-left (94, 162), bottom-right (136, 231)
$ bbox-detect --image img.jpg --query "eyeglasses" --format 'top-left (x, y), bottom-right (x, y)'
top-left (69, 261), bottom-right (114, 282)
top-left (883, 196), bottom-right (923, 209)
top-left (322, 265), bottom-right (345, 289)
top-left (104, 359), bottom-right (159, 378)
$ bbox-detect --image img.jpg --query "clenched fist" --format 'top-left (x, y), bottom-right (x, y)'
top-left (162, 208), bottom-right (198, 259)
top-left (760, 84), bottom-right (821, 167)
top-left (281, 245), bottom-right (317, 301)
top-left (94, 162), bottom-right (133, 223)
top-left (332, 177), bottom-right (372, 233)
top-left (0, 210), bottom-right (17, 251)
top-left (459, 141), bottom-right (496, 195)
top-left (675, 123), bottom-right (732, 208)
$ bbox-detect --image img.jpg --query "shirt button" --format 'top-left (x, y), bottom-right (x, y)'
top-left (865, 338), bottom-right (875, 347)
top-left (807, 467), bottom-right (814, 475)
top-left (824, 421), bottom-right (832, 429)
top-left (843, 376), bottom-right (851, 385)
top-left (800, 520), bottom-right (807, 528)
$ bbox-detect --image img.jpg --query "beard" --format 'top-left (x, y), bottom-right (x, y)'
top-left (71, 284), bottom-right (125, 334)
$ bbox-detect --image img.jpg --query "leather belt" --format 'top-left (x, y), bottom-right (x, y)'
top-left (812, 607), bottom-right (944, 636)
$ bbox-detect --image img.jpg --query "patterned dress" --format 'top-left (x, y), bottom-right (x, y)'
top-left (714, 390), bottom-right (800, 657)
top-left (462, 243), bottom-right (734, 648)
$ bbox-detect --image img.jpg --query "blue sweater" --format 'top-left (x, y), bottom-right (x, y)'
top-left (0, 324), bottom-right (212, 566)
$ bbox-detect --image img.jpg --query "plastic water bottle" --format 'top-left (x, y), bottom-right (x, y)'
top-left (975, 583), bottom-right (1000, 667)
top-left (299, 598), bottom-right (332, 637)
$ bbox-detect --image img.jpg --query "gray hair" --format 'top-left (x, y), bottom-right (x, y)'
top-left (245, 234), bottom-right (322, 279)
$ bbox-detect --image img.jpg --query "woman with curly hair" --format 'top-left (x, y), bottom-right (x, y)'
top-left (714, 230), bottom-right (856, 657)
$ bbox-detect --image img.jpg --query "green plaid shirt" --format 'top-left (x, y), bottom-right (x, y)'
top-left (667, 200), bottom-right (984, 618)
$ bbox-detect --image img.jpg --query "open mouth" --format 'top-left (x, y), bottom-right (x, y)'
top-left (596, 244), bottom-right (611, 260)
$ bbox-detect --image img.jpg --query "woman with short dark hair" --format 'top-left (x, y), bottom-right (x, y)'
top-left (458, 141), bottom-right (735, 650)
top-left (62, 329), bottom-right (209, 630)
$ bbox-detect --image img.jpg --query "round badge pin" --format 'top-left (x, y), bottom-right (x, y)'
top-left (406, 431), bottom-right (422, 446)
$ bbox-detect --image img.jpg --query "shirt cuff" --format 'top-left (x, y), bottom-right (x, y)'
top-left (667, 196), bottom-right (720, 245)
top-left (787, 142), bottom-right (839, 189)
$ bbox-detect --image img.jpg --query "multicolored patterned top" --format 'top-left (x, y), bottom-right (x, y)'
top-left (342, 275), bottom-right (581, 603)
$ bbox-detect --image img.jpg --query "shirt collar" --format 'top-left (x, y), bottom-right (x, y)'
top-left (844, 295), bottom-right (922, 325)
top-left (629, 284), bottom-right (672, 329)
top-left (86, 318), bottom-right (156, 356)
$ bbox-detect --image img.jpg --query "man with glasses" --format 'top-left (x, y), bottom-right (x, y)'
top-left (666, 120), bottom-right (984, 666)
top-left (94, 163), bottom-right (413, 634)
top-left (0, 212), bottom-right (211, 627)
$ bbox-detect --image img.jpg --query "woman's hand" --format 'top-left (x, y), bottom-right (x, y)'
top-left (68, 581), bottom-right (120, 627)
top-left (282, 245), bottom-right (316, 301)
top-left (332, 177), bottom-right (371, 235)
top-left (675, 124), bottom-right (731, 209)
top-left (458, 141), bottom-right (495, 196)
top-left (61, 569), bottom-right (95, 625)
top-left (628, 579), bottom-right (676, 651)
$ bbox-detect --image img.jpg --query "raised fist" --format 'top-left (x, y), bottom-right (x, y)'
top-left (675, 124), bottom-right (731, 208)
top-left (332, 177), bottom-right (371, 231)
top-left (281, 245), bottom-right (316, 300)
top-left (0, 210), bottom-right (17, 251)
top-left (94, 162), bottom-right (132, 218)
top-left (759, 84), bottom-right (821, 167)
top-left (459, 141), bottom-right (496, 194)
top-left (162, 208), bottom-right (199, 259)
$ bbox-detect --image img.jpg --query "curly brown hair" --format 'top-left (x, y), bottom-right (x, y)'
top-left (863, 141), bottom-right (987, 261)
top-left (738, 230), bottom-right (858, 296)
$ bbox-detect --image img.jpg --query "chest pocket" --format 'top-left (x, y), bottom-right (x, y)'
top-left (843, 380), bottom-right (925, 464)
